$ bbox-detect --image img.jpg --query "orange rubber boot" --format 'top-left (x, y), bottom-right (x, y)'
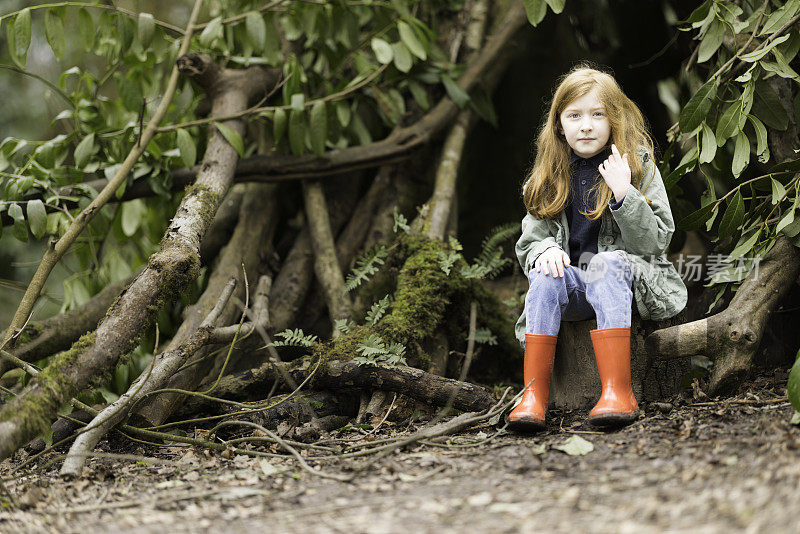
top-left (507, 334), bottom-right (557, 432)
top-left (588, 327), bottom-right (639, 428)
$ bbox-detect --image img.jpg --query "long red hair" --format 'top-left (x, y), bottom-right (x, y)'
top-left (522, 64), bottom-right (655, 220)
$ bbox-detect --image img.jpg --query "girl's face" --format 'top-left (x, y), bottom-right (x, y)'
top-left (559, 88), bottom-right (610, 159)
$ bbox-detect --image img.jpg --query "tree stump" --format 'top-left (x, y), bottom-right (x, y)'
top-left (549, 311), bottom-right (689, 410)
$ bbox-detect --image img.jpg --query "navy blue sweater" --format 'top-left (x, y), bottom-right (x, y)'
top-left (565, 148), bottom-right (624, 269)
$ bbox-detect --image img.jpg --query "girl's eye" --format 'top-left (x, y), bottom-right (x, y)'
top-left (569, 113), bottom-right (579, 118)
top-left (594, 112), bottom-right (604, 117)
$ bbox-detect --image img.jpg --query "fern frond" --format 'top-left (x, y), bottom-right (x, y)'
top-left (269, 328), bottom-right (318, 347)
top-left (334, 318), bottom-right (356, 334)
top-left (345, 245), bottom-right (388, 292)
top-left (473, 328), bottom-right (498, 345)
top-left (357, 333), bottom-right (388, 356)
top-left (393, 207), bottom-right (410, 234)
top-left (436, 250), bottom-right (460, 275)
top-left (365, 295), bottom-right (392, 326)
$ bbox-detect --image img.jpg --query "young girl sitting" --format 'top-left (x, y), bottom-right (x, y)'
top-left (509, 64), bottom-right (687, 431)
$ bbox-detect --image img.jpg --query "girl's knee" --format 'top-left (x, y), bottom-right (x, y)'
top-left (528, 269), bottom-right (568, 290)
top-left (585, 251), bottom-right (632, 286)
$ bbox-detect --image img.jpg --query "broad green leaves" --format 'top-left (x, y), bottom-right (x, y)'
top-left (718, 191), bottom-right (744, 240)
top-left (214, 122), bottom-right (244, 157)
top-left (26, 199), bottom-right (47, 239)
top-left (175, 129), bottom-right (196, 168)
top-left (679, 78), bottom-right (717, 132)
top-left (7, 8), bottom-right (32, 68)
top-left (45, 8), bottom-right (66, 60)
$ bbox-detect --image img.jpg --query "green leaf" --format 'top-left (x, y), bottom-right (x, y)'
top-left (715, 102), bottom-right (742, 145)
top-left (137, 13), bottom-right (155, 48)
top-left (522, 0), bottom-right (548, 27)
top-left (398, 21), bottom-right (426, 60)
top-left (289, 108), bottom-right (306, 155)
top-left (199, 16), bottom-right (223, 48)
top-left (771, 178), bottom-right (787, 205)
top-left (678, 202), bottom-right (716, 231)
top-left (214, 122), bottom-right (244, 157)
top-left (731, 131), bottom-right (750, 178)
top-left (74, 133), bottom-right (96, 169)
top-left (789, 348), bottom-right (800, 413)
top-left (469, 85), bottom-right (498, 129)
top-left (545, 0), bottom-right (566, 14)
top-left (26, 199), bottom-right (47, 239)
top-left (8, 203), bottom-right (27, 242)
top-left (78, 8), bottom-right (94, 51)
top-left (121, 199), bottom-right (145, 237)
top-left (290, 93), bottom-right (305, 111)
top-left (759, 0), bottom-right (800, 36)
top-left (553, 435), bottom-right (594, 455)
top-left (407, 80), bottom-right (430, 110)
top-left (8, 10), bottom-right (30, 69)
top-left (335, 101), bottom-right (351, 127)
top-left (246, 11), bottom-right (266, 53)
top-left (738, 34), bottom-right (790, 62)
top-left (698, 17), bottom-right (726, 63)
top-left (752, 80), bottom-right (789, 130)
top-left (273, 108), bottom-right (287, 143)
top-left (777, 208), bottom-right (796, 234)
top-left (371, 37), bottom-right (393, 64)
top-left (679, 78), bottom-right (716, 132)
top-left (45, 8), bottom-right (66, 60)
top-left (747, 115), bottom-right (768, 156)
top-left (699, 123), bottom-right (717, 163)
top-left (441, 74), bottom-right (470, 109)
top-left (728, 229), bottom-right (760, 260)
top-left (392, 41), bottom-right (412, 73)
top-left (309, 101), bottom-right (327, 156)
top-left (718, 190), bottom-right (744, 240)
top-left (175, 128), bottom-right (196, 168)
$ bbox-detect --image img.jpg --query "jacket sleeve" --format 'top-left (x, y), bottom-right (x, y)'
top-left (515, 213), bottom-right (562, 276)
top-left (608, 156), bottom-right (675, 257)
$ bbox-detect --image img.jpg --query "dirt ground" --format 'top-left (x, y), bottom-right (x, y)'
top-left (2, 370), bottom-right (799, 534)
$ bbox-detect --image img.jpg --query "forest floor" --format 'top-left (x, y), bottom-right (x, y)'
top-left (1, 369), bottom-right (799, 534)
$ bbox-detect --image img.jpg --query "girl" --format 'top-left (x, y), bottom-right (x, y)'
top-left (508, 65), bottom-right (687, 431)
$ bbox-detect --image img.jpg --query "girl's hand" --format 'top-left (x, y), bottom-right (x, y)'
top-left (534, 247), bottom-right (570, 278)
top-left (598, 144), bottom-right (631, 202)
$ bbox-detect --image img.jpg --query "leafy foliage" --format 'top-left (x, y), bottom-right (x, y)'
top-left (0, 0), bottom-right (490, 314)
top-left (344, 244), bottom-right (388, 292)
top-left (354, 333), bottom-right (407, 366)
top-left (365, 295), bottom-right (392, 326)
top-left (653, 0), bottom-right (800, 298)
top-left (267, 328), bottom-right (319, 348)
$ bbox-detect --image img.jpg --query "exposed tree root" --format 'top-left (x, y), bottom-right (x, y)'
top-left (647, 236), bottom-right (800, 393)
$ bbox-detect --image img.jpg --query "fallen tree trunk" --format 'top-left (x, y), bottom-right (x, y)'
top-left (181, 357), bottom-right (495, 415)
top-left (0, 54), bottom-right (278, 462)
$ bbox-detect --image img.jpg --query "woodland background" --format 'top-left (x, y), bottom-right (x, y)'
top-left (0, 0), bottom-right (799, 509)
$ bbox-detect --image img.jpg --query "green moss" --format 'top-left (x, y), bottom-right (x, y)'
top-left (184, 183), bottom-right (222, 231)
top-left (14, 324), bottom-right (40, 346)
top-left (380, 234), bottom-right (467, 344)
top-left (0, 331), bottom-right (97, 440)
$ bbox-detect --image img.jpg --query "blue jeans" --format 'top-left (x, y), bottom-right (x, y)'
top-left (525, 250), bottom-right (634, 336)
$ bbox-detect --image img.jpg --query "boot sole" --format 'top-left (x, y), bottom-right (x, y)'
top-left (588, 410), bottom-right (639, 429)
top-left (505, 414), bottom-right (546, 433)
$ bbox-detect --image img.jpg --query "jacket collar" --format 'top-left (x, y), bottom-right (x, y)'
top-left (570, 147), bottom-right (611, 166)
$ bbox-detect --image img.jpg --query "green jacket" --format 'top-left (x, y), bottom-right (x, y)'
top-left (514, 150), bottom-right (687, 344)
